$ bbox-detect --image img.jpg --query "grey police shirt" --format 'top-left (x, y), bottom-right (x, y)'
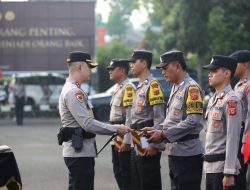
top-left (234, 74), bottom-right (250, 143)
top-left (59, 78), bottom-right (117, 157)
top-left (110, 78), bottom-right (135, 144)
top-left (131, 73), bottom-right (165, 150)
top-left (162, 74), bottom-right (204, 156)
top-left (204, 85), bottom-right (242, 174)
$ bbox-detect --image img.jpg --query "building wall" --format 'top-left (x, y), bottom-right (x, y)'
top-left (0, 1), bottom-right (95, 71)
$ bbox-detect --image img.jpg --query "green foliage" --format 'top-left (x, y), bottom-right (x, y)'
top-left (96, 42), bottom-right (133, 92)
top-left (142, 0), bottom-right (250, 84)
top-left (105, 0), bottom-right (138, 39)
top-left (97, 41), bottom-right (133, 66)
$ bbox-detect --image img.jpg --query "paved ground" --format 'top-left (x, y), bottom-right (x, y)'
top-left (0, 118), bottom-right (205, 190)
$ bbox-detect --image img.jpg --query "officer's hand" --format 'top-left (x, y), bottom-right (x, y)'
top-left (147, 130), bottom-right (164, 143)
top-left (223, 176), bottom-right (235, 190)
top-left (144, 146), bottom-right (158, 156)
top-left (116, 125), bottom-right (130, 137)
top-left (139, 127), bottom-right (154, 137)
top-left (119, 143), bottom-right (131, 152)
top-left (241, 144), bottom-right (245, 154)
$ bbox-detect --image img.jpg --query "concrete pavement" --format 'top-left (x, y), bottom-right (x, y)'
top-left (0, 118), bottom-right (205, 190)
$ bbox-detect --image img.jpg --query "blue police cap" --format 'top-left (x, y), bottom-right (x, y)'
top-left (66, 51), bottom-right (97, 69)
top-left (203, 55), bottom-right (237, 73)
top-left (156, 50), bottom-right (185, 68)
top-left (229, 50), bottom-right (250, 63)
top-left (106, 59), bottom-right (130, 70)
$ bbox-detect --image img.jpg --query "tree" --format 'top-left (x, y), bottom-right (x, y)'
top-left (96, 41), bottom-right (133, 92)
top-left (105, 0), bottom-right (138, 40)
top-left (142, 0), bottom-right (250, 86)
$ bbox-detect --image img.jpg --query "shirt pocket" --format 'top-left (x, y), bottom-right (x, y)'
top-left (136, 95), bottom-right (148, 114)
top-left (113, 95), bottom-right (122, 107)
top-left (208, 108), bottom-right (224, 133)
top-left (169, 100), bottom-right (183, 121)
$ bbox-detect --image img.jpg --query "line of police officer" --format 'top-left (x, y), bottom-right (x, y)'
top-left (58, 49), bottom-right (250, 190)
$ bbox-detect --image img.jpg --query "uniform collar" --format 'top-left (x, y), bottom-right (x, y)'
top-left (237, 74), bottom-right (250, 86)
top-left (116, 77), bottom-right (129, 90)
top-left (137, 73), bottom-right (152, 88)
top-left (216, 84), bottom-right (232, 99)
top-left (174, 73), bottom-right (189, 89)
top-left (66, 78), bottom-right (81, 88)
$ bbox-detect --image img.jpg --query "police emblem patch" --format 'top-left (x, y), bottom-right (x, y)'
top-left (123, 84), bottom-right (135, 107)
top-left (227, 100), bottom-right (237, 116)
top-left (149, 80), bottom-right (164, 105)
top-left (213, 121), bottom-right (220, 128)
top-left (212, 112), bottom-right (219, 119)
top-left (186, 86), bottom-right (203, 115)
top-left (75, 92), bottom-right (84, 103)
top-left (189, 88), bottom-right (199, 100)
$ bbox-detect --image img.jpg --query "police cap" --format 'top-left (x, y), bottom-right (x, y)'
top-left (128, 50), bottom-right (152, 63)
top-left (107, 59), bottom-right (130, 70)
top-left (66, 51), bottom-right (97, 69)
top-left (229, 50), bottom-right (250, 63)
top-left (156, 50), bottom-right (186, 69)
top-left (203, 55), bottom-right (237, 73)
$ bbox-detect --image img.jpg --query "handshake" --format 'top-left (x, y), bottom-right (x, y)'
top-left (115, 125), bottom-right (165, 143)
top-left (116, 124), bottom-right (131, 136)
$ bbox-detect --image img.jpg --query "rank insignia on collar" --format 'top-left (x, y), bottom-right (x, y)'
top-left (180, 81), bottom-right (185, 86)
top-left (75, 92), bottom-right (84, 103)
top-left (75, 82), bottom-right (81, 88)
top-left (220, 92), bottom-right (225, 99)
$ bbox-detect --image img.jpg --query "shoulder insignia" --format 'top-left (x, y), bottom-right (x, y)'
top-left (75, 92), bottom-right (84, 103)
top-left (227, 100), bottom-right (237, 116)
top-left (123, 84), bottom-right (135, 107)
top-left (149, 80), bottom-right (164, 106)
top-left (186, 85), bottom-right (203, 115)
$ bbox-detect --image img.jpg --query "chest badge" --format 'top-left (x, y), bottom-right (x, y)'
top-left (75, 92), bottom-right (84, 103)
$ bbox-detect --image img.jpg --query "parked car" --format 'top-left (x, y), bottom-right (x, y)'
top-left (0, 86), bottom-right (7, 103)
top-left (10, 73), bottom-right (96, 108)
top-left (89, 77), bottom-right (172, 121)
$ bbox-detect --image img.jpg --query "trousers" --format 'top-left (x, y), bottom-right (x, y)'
top-left (64, 157), bottom-right (95, 190)
top-left (169, 154), bottom-right (203, 190)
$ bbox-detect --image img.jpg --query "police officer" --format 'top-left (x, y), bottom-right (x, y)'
top-left (107, 59), bottom-right (135, 190)
top-left (230, 50), bottom-right (250, 190)
top-left (203, 55), bottom-right (242, 190)
top-left (13, 78), bottom-right (26, 125)
top-left (143, 50), bottom-right (204, 190)
top-left (58, 51), bottom-right (130, 190)
top-left (128, 50), bottom-right (165, 190)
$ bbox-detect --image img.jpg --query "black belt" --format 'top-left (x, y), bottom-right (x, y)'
top-left (57, 127), bottom-right (96, 145)
top-left (110, 120), bottom-right (125, 125)
top-left (130, 120), bottom-right (154, 130)
top-left (175, 134), bottom-right (199, 143)
top-left (203, 153), bottom-right (225, 162)
top-left (242, 121), bottom-right (245, 127)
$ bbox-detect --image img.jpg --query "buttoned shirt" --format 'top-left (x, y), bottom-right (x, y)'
top-left (162, 74), bottom-right (204, 156)
top-left (204, 85), bottom-right (242, 174)
top-left (234, 74), bottom-right (250, 143)
top-left (131, 73), bottom-right (165, 149)
top-left (59, 78), bottom-right (117, 157)
top-left (110, 78), bottom-right (135, 144)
